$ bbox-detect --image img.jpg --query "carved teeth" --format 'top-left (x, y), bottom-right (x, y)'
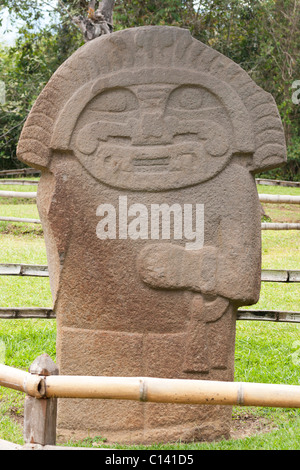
top-left (133, 157), bottom-right (170, 166)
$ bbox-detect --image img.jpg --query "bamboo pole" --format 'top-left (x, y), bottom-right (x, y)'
top-left (1, 265), bottom-right (299, 282)
top-left (0, 264), bottom-right (48, 277)
top-left (0, 364), bottom-right (45, 397)
top-left (0, 308), bottom-right (55, 319)
top-left (256, 179), bottom-right (300, 188)
top-left (0, 169), bottom-right (40, 176)
top-left (259, 194), bottom-right (300, 204)
top-left (2, 363), bottom-right (300, 409)
top-left (44, 376), bottom-right (300, 409)
top-left (1, 308), bottom-right (300, 322)
top-left (0, 364), bottom-right (29, 393)
top-left (0, 180), bottom-right (39, 185)
top-left (0, 217), bottom-right (41, 224)
top-left (0, 191), bottom-right (37, 199)
top-left (261, 223), bottom-right (300, 230)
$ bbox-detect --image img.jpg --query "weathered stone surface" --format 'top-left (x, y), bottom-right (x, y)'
top-left (17, 26), bottom-right (286, 444)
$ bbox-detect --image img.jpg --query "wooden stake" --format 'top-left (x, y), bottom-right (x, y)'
top-left (24, 355), bottom-right (59, 447)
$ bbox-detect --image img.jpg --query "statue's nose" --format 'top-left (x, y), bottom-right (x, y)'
top-left (141, 113), bottom-right (163, 139)
top-left (131, 113), bottom-right (173, 145)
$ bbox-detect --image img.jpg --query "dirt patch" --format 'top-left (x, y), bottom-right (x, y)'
top-left (230, 412), bottom-right (276, 440)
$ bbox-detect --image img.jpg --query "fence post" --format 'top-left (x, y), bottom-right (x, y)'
top-left (24, 354), bottom-right (59, 447)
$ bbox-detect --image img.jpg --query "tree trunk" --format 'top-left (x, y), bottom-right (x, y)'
top-left (73, 0), bottom-right (116, 42)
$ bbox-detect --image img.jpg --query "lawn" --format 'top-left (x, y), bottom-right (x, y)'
top-left (0, 181), bottom-right (299, 449)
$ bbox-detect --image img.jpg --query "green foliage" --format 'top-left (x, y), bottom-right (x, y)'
top-left (258, 137), bottom-right (300, 182)
top-left (0, 0), bottom-right (299, 178)
top-left (0, 23), bottom-right (79, 169)
top-left (114, 0), bottom-right (190, 28)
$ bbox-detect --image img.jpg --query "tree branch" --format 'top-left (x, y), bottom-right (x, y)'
top-left (73, 0), bottom-right (116, 42)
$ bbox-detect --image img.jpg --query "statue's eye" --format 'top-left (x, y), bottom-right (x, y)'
top-left (167, 86), bottom-right (204, 110)
top-left (89, 88), bottom-right (138, 112)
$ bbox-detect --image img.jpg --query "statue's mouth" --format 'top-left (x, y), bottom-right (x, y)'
top-left (96, 143), bottom-right (207, 175)
top-left (75, 138), bottom-right (232, 191)
top-left (133, 156), bottom-right (171, 172)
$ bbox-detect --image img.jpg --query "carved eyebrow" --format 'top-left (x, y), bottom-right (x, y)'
top-left (86, 88), bottom-right (139, 113)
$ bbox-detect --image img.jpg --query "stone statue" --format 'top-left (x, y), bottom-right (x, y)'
top-left (17, 26), bottom-right (286, 444)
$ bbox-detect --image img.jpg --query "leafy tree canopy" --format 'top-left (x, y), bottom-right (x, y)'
top-left (0, 0), bottom-right (299, 179)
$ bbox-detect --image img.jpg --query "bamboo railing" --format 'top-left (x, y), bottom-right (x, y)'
top-left (0, 217), bottom-right (41, 224)
top-left (1, 361), bottom-right (300, 409)
top-left (2, 355), bottom-right (300, 451)
top-left (0, 190), bottom-right (37, 199)
top-left (0, 307), bottom-right (299, 322)
top-left (1, 191), bottom-right (300, 204)
top-left (0, 168), bottom-right (40, 177)
top-left (0, 265), bottom-right (299, 322)
top-left (1, 190), bottom-right (300, 229)
top-left (1, 264), bottom-right (299, 281)
top-left (0, 180), bottom-right (38, 185)
top-left (256, 178), bottom-right (300, 187)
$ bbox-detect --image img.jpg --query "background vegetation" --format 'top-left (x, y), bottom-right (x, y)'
top-left (0, 0), bottom-right (299, 179)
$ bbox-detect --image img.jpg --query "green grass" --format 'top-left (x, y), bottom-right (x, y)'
top-left (257, 184), bottom-right (300, 196)
top-left (0, 180), bottom-right (299, 449)
top-left (0, 204), bottom-right (39, 220)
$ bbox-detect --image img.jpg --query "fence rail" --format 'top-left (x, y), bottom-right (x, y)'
top-left (0, 307), bottom-right (299, 323)
top-left (2, 353), bottom-right (300, 450)
top-left (0, 264), bottom-right (49, 277)
top-left (1, 189), bottom-right (300, 229)
top-left (2, 361), bottom-right (300, 408)
top-left (261, 223), bottom-right (300, 230)
top-left (0, 168), bottom-right (40, 177)
top-left (1, 220), bottom-right (299, 229)
top-left (2, 218), bottom-right (299, 229)
top-left (0, 172), bottom-right (298, 187)
top-left (0, 180), bottom-right (39, 186)
top-left (259, 194), bottom-right (300, 204)
top-left (0, 217), bottom-right (41, 224)
top-left (256, 178), bottom-right (300, 188)
top-left (1, 191), bottom-right (300, 204)
top-left (1, 264), bottom-right (299, 282)
top-left (0, 308), bottom-right (55, 319)
top-left (0, 190), bottom-right (37, 199)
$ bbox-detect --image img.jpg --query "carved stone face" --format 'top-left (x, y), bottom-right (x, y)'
top-left (70, 70), bottom-right (236, 191)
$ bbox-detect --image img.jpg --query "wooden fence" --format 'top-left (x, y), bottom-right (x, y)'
top-left (1, 353), bottom-right (300, 450)
top-left (256, 178), bottom-right (300, 187)
top-left (2, 190), bottom-right (300, 204)
top-left (1, 264), bottom-right (300, 281)
top-left (0, 181), bottom-right (299, 320)
top-left (0, 190), bottom-right (300, 230)
top-left (0, 168), bottom-right (40, 177)
top-left (0, 264), bottom-right (299, 322)
top-left (0, 180), bottom-right (39, 186)
top-left (0, 170), bottom-right (299, 187)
